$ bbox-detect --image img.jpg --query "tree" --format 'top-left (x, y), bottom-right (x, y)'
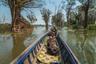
top-left (26, 10), bottom-right (37, 24)
top-left (88, 8), bottom-right (96, 24)
top-left (40, 8), bottom-right (51, 30)
top-left (66, 0), bottom-right (76, 27)
top-left (69, 11), bottom-right (80, 29)
top-left (52, 11), bottom-right (64, 29)
top-left (0, 0), bottom-right (42, 31)
top-left (78, 0), bottom-right (96, 28)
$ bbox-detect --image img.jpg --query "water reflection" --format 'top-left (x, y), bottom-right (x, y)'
top-left (60, 28), bottom-right (96, 64)
top-left (0, 26), bottom-right (95, 64)
top-left (0, 26), bottom-right (45, 64)
top-left (12, 31), bottom-right (32, 59)
top-left (0, 34), bottom-right (13, 64)
top-left (0, 30), bottom-right (32, 64)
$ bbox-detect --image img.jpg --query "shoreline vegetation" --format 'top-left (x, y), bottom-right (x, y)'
top-left (0, 23), bottom-right (96, 33)
top-left (0, 23), bottom-right (11, 33)
top-left (0, 23), bottom-right (32, 33)
top-left (0, 23), bottom-right (52, 34)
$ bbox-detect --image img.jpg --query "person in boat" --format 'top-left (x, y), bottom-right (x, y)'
top-left (47, 27), bottom-right (59, 56)
top-left (50, 26), bottom-right (57, 36)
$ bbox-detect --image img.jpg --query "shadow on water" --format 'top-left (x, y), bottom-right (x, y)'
top-left (0, 26), bottom-right (45, 64)
top-left (0, 30), bottom-right (32, 64)
top-left (75, 30), bottom-right (95, 64)
top-left (0, 34), bottom-right (13, 64)
top-left (11, 31), bottom-right (32, 60)
top-left (60, 27), bottom-right (96, 64)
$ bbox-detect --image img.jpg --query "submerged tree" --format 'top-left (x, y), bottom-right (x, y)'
top-left (40, 8), bottom-right (51, 30)
top-left (0, 0), bottom-right (42, 31)
top-left (52, 11), bottom-right (64, 29)
top-left (26, 10), bottom-right (37, 24)
top-left (78, 0), bottom-right (96, 28)
top-left (66, 0), bottom-right (76, 27)
top-left (88, 8), bottom-right (96, 24)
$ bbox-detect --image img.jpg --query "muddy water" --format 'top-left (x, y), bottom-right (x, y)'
top-left (0, 26), bottom-right (45, 64)
top-left (0, 26), bottom-right (96, 64)
top-left (59, 27), bottom-right (96, 64)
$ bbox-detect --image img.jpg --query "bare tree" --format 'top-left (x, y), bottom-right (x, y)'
top-left (78, 0), bottom-right (94, 28)
top-left (52, 11), bottom-right (64, 29)
top-left (2, 15), bottom-right (6, 24)
top-left (0, 0), bottom-right (42, 31)
top-left (66, 0), bottom-right (76, 27)
top-left (40, 8), bottom-right (51, 30)
top-left (82, 0), bottom-right (90, 28)
top-left (26, 10), bottom-right (37, 24)
top-left (88, 8), bottom-right (96, 24)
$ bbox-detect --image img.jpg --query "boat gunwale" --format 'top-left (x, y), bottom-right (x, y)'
top-left (10, 31), bottom-right (80, 64)
top-left (10, 31), bottom-right (50, 64)
top-left (57, 34), bottom-right (80, 64)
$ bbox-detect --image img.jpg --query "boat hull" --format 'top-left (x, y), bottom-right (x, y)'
top-left (11, 32), bottom-right (79, 64)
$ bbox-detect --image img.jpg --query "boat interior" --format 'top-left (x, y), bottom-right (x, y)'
top-left (11, 31), bottom-right (79, 64)
top-left (20, 34), bottom-right (61, 64)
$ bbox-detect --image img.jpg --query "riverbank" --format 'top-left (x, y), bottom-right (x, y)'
top-left (0, 26), bottom-right (45, 64)
top-left (60, 27), bottom-right (96, 64)
top-left (0, 23), bottom-right (34, 33)
top-left (0, 23), bottom-right (11, 33)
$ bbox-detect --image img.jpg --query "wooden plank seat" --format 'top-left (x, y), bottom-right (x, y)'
top-left (10, 31), bottom-right (79, 64)
top-left (36, 45), bottom-right (60, 64)
top-left (36, 36), bottom-right (61, 64)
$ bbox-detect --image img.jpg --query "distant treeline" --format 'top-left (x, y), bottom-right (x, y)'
top-left (33, 25), bottom-right (52, 27)
top-left (0, 23), bottom-right (11, 33)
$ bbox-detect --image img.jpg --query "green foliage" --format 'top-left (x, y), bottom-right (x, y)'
top-left (0, 23), bottom-right (11, 33)
top-left (88, 24), bottom-right (96, 30)
top-left (88, 8), bottom-right (96, 24)
top-left (40, 8), bottom-right (51, 30)
top-left (70, 20), bottom-right (78, 29)
top-left (71, 20), bottom-right (76, 25)
top-left (66, 0), bottom-right (76, 28)
top-left (72, 24), bottom-right (78, 29)
top-left (52, 12), bottom-right (64, 29)
top-left (69, 0), bottom-right (96, 29)
top-left (64, 22), bottom-right (67, 27)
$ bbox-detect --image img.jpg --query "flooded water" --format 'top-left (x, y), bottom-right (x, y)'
top-left (0, 26), bottom-right (45, 64)
top-left (0, 26), bottom-right (96, 64)
top-left (59, 27), bottom-right (96, 64)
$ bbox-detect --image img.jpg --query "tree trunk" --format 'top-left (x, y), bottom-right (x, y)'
top-left (45, 22), bottom-right (48, 30)
top-left (8, 0), bottom-right (31, 32)
top-left (8, 0), bottom-right (21, 32)
top-left (84, 9), bottom-right (88, 28)
top-left (11, 5), bottom-right (21, 32)
top-left (67, 10), bottom-right (70, 27)
top-left (84, 0), bottom-right (89, 29)
top-left (11, 4), bottom-right (21, 32)
top-left (67, 4), bottom-right (72, 28)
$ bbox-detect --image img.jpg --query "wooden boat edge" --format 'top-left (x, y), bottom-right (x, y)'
top-left (10, 31), bottom-right (50, 64)
top-left (10, 31), bottom-right (80, 64)
top-left (57, 34), bottom-right (80, 64)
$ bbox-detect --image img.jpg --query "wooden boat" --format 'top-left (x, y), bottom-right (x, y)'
top-left (11, 31), bottom-right (80, 64)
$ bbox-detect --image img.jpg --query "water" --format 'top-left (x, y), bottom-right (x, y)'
top-left (0, 26), bottom-right (96, 64)
top-left (59, 27), bottom-right (96, 64)
top-left (0, 26), bottom-right (45, 64)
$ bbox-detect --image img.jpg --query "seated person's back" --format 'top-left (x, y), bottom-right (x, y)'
top-left (47, 33), bottom-right (59, 55)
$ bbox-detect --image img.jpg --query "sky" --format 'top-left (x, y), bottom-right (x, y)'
top-left (0, 0), bottom-right (80, 25)
top-left (22, 0), bottom-right (67, 25)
